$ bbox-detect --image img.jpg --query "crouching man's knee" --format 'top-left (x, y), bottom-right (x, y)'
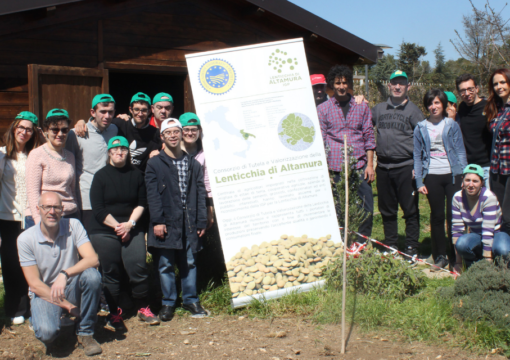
top-left (79, 268), bottom-right (102, 292)
top-left (34, 324), bottom-right (59, 344)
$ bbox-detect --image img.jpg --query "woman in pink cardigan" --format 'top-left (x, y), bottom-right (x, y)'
top-left (25, 109), bottom-right (78, 228)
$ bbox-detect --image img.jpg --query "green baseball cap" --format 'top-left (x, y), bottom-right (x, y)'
top-left (153, 92), bottom-right (173, 104)
top-left (15, 111), bottom-right (38, 125)
top-left (445, 91), bottom-right (457, 104)
top-left (463, 164), bottom-right (485, 179)
top-left (92, 94), bottom-right (115, 109)
top-left (130, 92), bottom-right (151, 105)
top-left (46, 108), bottom-right (69, 119)
top-left (107, 136), bottom-right (129, 150)
top-left (389, 70), bottom-right (408, 80)
top-left (179, 112), bottom-right (201, 127)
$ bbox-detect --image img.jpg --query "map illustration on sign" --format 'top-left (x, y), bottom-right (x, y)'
top-left (278, 113), bottom-right (315, 151)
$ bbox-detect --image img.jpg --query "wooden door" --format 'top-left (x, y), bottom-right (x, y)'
top-left (28, 65), bottom-right (108, 126)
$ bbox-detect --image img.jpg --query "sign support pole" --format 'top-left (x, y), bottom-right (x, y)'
top-left (341, 135), bottom-right (348, 354)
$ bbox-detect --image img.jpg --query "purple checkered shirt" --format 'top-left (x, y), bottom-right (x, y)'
top-left (490, 103), bottom-right (510, 175)
top-left (318, 96), bottom-right (376, 171)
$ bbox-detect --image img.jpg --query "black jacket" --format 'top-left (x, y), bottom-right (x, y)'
top-left (145, 150), bottom-right (207, 253)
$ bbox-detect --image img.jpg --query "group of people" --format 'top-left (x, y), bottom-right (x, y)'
top-left (0, 92), bottom-right (212, 355)
top-left (315, 65), bottom-right (510, 274)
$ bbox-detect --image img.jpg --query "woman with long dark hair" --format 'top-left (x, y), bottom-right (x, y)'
top-left (0, 111), bottom-right (41, 324)
top-left (414, 88), bottom-right (467, 270)
top-left (487, 68), bottom-right (510, 234)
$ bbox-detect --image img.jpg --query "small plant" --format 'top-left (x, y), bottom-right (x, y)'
top-left (325, 245), bottom-right (425, 301)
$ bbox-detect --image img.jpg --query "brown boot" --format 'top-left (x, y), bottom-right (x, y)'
top-left (77, 335), bottom-right (102, 356)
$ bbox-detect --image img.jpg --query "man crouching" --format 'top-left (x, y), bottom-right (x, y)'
top-left (17, 192), bottom-right (102, 356)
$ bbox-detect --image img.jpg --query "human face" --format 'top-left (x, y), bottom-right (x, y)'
top-left (14, 120), bottom-right (34, 146)
top-left (493, 74), bottom-right (510, 102)
top-left (38, 192), bottom-right (63, 229)
top-left (446, 103), bottom-right (457, 119)
top-left (457, 80), bottom-right (479, 106)
top-left (161, 126), bottom-right (182, 149)
top-left (46, 120), bottom-right (69, 148)
top-left (109, 145), bottom-right (128, 167)
top-left (428, 97), bottom-right (444, 118)
top-left (91, 103), bottom-right (115, 131)
top-left (151, 101), bottom-right (173, 122)
top-left (182, 126), bottom-right (200, 145)
top-left (312, 84), bottom-right (327, 101)
top-left (129, 103), bottom-right (149, 126)
top-left (388, 77), bottom-right (409, 99)
top-left (332, 77), bottom-right (349, 98)
top-left (463, 173), bottom-right (483, 197)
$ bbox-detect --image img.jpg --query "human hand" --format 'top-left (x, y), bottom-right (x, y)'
top-left (206, 206), bottom-right (214, 230)
top-left (115, 222), bottom-right (132, 237)
top-left (197, 228), bottom-right (205, 237)
top-left (418, 186), bottom-right (428, 195)
top-left (149, 150), bottom-right (160, 158)
top-left (75, 120), bottom-right (88, 138)
top-left (68, 305), bottom-right (80, 318)
top-left (353, 95), bottom-right (368, 105)
top-left (154, 224), bottom-right (167, 239)
top-left (118, 114), bottom-right (130, 121)
top-left (412, 169), bottom-right (415, 179)
top-left (364, 166), bottom-right (375, 184)
top-left (50, 273), bottom-right (67, 303)
top-left (121, 231), bottom-right (131, 243)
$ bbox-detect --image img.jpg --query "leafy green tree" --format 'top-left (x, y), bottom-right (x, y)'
top-left (369, 54), bottom-right (397, 82)
top-left (397, 42), bottom-right (427, 82)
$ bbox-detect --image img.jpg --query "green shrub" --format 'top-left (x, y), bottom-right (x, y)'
top-left (325, 245), bottom-right (425, 301)
top-left (441, 260), bottom-right (510, 327)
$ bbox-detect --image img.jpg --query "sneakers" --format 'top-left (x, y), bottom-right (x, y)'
top-left (11, 316), bottom-right (24, 325)
top-left (77, 335), bottom-right (102, 356)
top-left (182, 302), bottom-right (209, 318)
top-left (159, 305), bottom-right (175, 322)
top-left (137, 306), bottom-right (160, 325)
top-left (105, 308), bottom-right (126, 332)
top-left (430, 255), bottom-right (449, 272)
top-left (404, 247), bottom-right (419, 263)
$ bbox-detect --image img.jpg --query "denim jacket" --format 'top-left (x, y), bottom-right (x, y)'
top-left (413, 117), bottom-right (467, 188)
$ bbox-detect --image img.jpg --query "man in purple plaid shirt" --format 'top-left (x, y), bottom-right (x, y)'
top-left (318, 65), bottom-right (376, 239)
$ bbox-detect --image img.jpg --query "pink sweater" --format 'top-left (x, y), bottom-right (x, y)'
top-left (25, 144), bottom-right (78, 224)
top-left (194, 149), bottom-right (212, 198)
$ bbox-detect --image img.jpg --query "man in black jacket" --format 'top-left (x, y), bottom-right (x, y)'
top-left (145, 118), bottom-right (208, 321)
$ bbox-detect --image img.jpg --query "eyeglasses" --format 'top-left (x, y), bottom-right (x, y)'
top-left (16, 125), bottom-right (34, 134)
top-left (48, 127), bottom-right (69, 135)
top-left (110, 147), bottom-right (128, 153)
top-left (39, 205), bottom-right (63, 213)
top-left (132, 108), bottom-right (149, 114)
top-left (459, 87), bottom-right (476, 95)
top-left (162, 130), bottom-right (181, 137)
top-left (183, 128), bottom-right (199, 134)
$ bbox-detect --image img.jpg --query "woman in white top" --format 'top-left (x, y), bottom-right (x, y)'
top-left (0, 111), bottom-right (42, 325)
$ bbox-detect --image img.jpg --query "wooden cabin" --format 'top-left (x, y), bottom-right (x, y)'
top-left (0, 0), bottom-right (379, 136)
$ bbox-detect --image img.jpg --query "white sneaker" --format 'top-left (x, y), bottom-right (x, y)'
top-left (11, 316), bottom-right (24, 325)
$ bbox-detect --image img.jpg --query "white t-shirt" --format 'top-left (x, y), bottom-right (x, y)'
top-left (426, 119), bottom-right (451, 175)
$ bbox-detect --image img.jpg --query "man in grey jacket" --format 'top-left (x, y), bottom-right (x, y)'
top-left (371, 70), bottom-right (424, 257)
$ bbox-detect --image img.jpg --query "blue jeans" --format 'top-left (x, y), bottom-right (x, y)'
top-left (30, 268), bottom-right (102, 344)
top-left (156, 234), bottom-right (198, 307)
top-left (483, 166), bottom-right (491, 190)
top-left (455, 232), bottom-right (510, 267)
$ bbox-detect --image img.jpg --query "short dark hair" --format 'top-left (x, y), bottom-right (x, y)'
top-left (326, 65), bottom-right (353, 89)
top-left (93, 101), bottom-right (115, 111)
top-left (43, 115), bottom-right (70, 130)
top-left (423, 88), bottom-right (448, 117)
top-left (455, 73), bottom-right (478, 91)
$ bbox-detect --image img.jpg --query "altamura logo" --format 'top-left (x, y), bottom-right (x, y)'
top-left (268, 48), bottom-right (302, 86)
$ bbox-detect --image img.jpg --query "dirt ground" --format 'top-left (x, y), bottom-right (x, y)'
top-left (0, 313), bottom-right (505, 360)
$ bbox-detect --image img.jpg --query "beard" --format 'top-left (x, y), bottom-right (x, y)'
top-left (315, 94), bottom-right (328, 107)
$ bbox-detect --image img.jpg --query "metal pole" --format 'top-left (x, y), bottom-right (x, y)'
top-left (341, 134), bottom-right (349, 354)
top-left (365, 64), bottom-right (369, 101)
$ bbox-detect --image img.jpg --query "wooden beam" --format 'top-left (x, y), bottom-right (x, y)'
top-left (97, 19), bottom-right (104, 68)
top-left (35, 65), bottom-right (105, 77)
top-left (104, 61), bottom-right (188, 74)
top-left (27, 64), bottom-right (39, 118)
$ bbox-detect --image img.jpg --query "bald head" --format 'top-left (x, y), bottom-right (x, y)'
top-left (39, 192), bottom-right (62, 207)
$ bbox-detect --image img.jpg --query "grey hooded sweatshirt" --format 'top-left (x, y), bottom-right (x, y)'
top-left (371, 98), bottom-right (424, 169)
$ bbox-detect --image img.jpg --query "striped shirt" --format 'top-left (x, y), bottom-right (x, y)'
top-left (452, 187), bottom-right (501, 258)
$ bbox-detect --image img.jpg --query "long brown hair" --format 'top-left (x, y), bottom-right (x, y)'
top-left (3, 118), bottom-right (41, 160)
top-left (485, 68), bottom-right (510, 124)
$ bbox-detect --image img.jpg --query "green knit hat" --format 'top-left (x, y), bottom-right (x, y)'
top-left (46, 108), bottom-right (69, 119)
top-left (389, 70), bottom-right (408, 80)
top-left (463, 164), bottom-right (484, 179)
top-left (130, 92), bottom-right (151, 105)
top-left (15, 111), bottom-right (38, 125)
top-left (179, 112), bottom-right (201, 127)
top-left (92, 94), bottom-right (115, 109)
top-left (107, 136), bottom-right (129, 150)
top-left (153, 92), bottom-right (173, 104)
top-left (445, 91), bottom-right (457, 104)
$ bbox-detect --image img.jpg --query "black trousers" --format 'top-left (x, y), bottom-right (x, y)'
top-left (423, 174), bottom-right (462, 259)
top-left (376, 165), bottom-right (420, 249)
top-left (80, 210), bottom-right (94, 234)
top-left (490, 173), bottom-right (510, 233)
top-left (0, 220), bottom-right (29, 318)
top-left (90, 230), bottom-right (149, 310)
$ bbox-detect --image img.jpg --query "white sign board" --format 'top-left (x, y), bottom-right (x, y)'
top-left (185, 38), bottom-right (342, 308)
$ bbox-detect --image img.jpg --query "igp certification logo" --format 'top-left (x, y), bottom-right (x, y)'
top-left (199, 59), bottom-right (236, 95)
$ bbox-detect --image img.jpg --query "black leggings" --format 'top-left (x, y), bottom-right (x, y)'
top-left (0, 220), bottom-right (29, 318)
top-left (90, 230), bottom-right (149, 311)
top-left (423, 174), bottom-right (462, 259)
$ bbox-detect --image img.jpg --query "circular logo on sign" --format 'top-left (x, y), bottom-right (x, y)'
top-left (199, 59), bottom-right (236, 95)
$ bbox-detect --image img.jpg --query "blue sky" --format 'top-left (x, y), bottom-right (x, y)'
top-left (289, 0), bottom-right (509, 65)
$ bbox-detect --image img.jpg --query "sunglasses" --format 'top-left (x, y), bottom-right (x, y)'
top-left (48, 127), bottom-right (70, 135)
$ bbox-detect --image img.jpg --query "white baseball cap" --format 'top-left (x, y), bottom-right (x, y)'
top-left (160, 118), bottom-right (182, 133)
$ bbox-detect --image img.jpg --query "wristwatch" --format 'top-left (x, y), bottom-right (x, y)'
top-left (60, 270), bottom-right (69, 280)
top-left (130, 220), bottom-right (136, 227)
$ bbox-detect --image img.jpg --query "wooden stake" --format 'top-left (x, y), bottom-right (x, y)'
top-left (341, 134), bottom-right (349, 354)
